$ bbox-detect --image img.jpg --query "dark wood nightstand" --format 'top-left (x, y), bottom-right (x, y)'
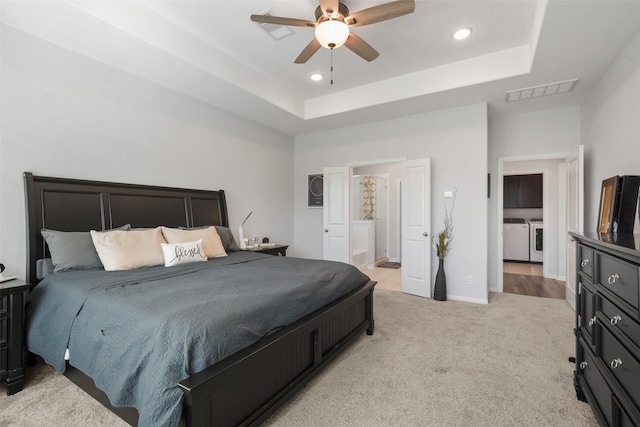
top-left (1, 279), bottom-right (30, 395)
top-left (242, 245), bottom-right (288, 257)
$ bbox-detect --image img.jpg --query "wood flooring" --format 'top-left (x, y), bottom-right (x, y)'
top-left (362, 263), bottom-right (566, 300)
top-left (503, 262), bottom-right (566, 300)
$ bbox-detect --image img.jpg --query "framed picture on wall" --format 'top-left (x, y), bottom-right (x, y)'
top-left (307, 174), bottom-right (323, 208)
top-left (597, 176), bottom-right (619, 233)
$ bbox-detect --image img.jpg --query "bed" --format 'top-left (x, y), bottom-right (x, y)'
top-left (23, 172), bottom-right (376, 427)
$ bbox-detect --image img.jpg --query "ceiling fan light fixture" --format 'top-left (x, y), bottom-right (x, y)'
top-left (315, 20), bottom-right (350, 49)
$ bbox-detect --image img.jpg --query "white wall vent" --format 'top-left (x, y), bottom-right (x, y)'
top-left (506, 78), bottom-right (579, 102)
top-left (254, 11), bottom-right (296, 41)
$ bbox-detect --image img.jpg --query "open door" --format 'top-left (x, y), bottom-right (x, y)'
top-left (401, 158), bottom-right (431, 297)
top-left (323, 166), bottom-right (350, 263)
top-left (566, 145), bottom-right (584, 310)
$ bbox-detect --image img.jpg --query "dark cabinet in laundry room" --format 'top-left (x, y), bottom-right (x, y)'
top-left (504, 174), bottom-right (543, 208)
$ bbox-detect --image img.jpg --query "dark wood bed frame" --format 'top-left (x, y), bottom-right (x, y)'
top-left (23, 172), bottom-right (375, 426)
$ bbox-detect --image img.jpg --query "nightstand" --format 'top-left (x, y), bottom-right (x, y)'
top-left (242, 245), bottom-right (289, 257)
top-left (1, 279), bottom-right (29, 395)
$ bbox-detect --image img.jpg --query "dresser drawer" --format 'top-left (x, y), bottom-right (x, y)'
top-left (580, 344), bottom-right (613, 426)
top-left (616, 396), bottom-right (635, 427)
top-left (600, 325), bottom-right (640, 406)
top-left (600, 296), bottom-right (640, 350)
top-left (580, 281), bottom-right (597, 349)
top-left (0, 317), bottom-right (6, 346)
top-left (597, 252), bottom-right (639, 311)
top-left (579, 245), bottom-right (594, 279)
top-left (0, 345), bottom-right (7, 374)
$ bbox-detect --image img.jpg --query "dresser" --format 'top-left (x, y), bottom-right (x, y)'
top-left (1, 279), bottom-right (30, 395)
top-left (571, 232), bottom-right (640, 426)
top-left (242, 244), bottom-right (288, 257)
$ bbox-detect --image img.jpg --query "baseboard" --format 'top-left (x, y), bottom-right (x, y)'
top-left (445, 294), bottom-right (489, 305)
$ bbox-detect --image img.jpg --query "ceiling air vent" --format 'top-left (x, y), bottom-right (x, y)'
top-left (253, 11), bottom-right (295, 41)
top-left (506, 78), bottom-right (579, 102)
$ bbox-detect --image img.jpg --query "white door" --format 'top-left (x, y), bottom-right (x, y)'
top-left (323, 166), bottom-right (350, 263)
top-left (401, 158), bottom-right (431, 297)
top-left (566, 145), bottom-right (584, 310)
top-left (375, 176), bottom-right (387, 260)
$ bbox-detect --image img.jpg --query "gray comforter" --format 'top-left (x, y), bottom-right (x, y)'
top-left (26, 252), bottom-right (370, 427)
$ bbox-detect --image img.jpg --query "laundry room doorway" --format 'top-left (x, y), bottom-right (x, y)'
top-left (497, 147), bottom-right (584, 303)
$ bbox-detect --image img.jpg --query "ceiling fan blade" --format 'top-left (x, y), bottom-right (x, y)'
top-left (345, 0), bottom-right (415, 27)
top-left (294, 38), bottom-right (322, 64)
top-left (344, 33), bottom-right (379, 62)
top-left (250, 14), bottom-right (315, 28)
top-left (319, 0), bottom-right (340, 17)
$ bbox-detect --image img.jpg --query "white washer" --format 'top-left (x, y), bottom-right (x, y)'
top-left (503, 218), bottom-right (530, 262)
top-left (529, 219), bottom-right (543, 263)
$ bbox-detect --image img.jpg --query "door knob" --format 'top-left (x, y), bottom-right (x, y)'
top-left (423, 232), bottom-right (428, 237)
top-left (324, 229), bottom-right (329, 233)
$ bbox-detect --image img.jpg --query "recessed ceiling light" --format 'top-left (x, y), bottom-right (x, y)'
top-left (453, 27), bottom-right (472, 40)
top-left (310, 73), bottom-right (324, 82)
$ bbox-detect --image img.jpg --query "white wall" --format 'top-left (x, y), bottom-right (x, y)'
top-left (0, 26), bottom-right (295, 280)
top-left (488, 107), bottom-right (581, 290)
top-left (582, 31), bottom-right (640, 232)
top-left (294, 104), bottom-right (489, 304)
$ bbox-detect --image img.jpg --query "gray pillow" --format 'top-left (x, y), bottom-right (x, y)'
top-left (41, 224), bottom-right (131, 273)
top-left (36, 258), bottom-right (55, 280)
top-left (215, 226), bottom-right (239, 252)
top-left (180, 225), bottom-right (239, 252)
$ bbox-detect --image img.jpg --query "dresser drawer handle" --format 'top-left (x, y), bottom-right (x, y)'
top-left (610, 358), bottom-right (623, 369)
top-left (610, 315), bottom-right (622, 326)
top-left (607, 273), bottom-right (620, 285)
top-left (588, 316), bottom-right (596, 327)
top-left (580, 361), bottom-right (588, 369)
top-left (581, 259), bottom-right (590, 267)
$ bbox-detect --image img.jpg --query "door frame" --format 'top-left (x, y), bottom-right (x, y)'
top-left (497, 151), bottom-right (576, 293)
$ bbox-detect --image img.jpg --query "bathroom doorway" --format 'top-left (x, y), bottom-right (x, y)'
top-left (351, 162), bottom-right (402, 269)
top-left (352, 164), bottom-right (402, 292)
top-left (352, 173), bottom-right (389, 266)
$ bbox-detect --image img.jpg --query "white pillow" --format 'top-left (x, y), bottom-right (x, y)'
top-left (161, 226), bottom-right (227, 258)
top-left (161, 239), bottom-right (208, 267)
top-left (90, 227), bottom-right (166, 271)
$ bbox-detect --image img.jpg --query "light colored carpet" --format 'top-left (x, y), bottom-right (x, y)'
top-left (0, 290), bottom-right (597, 427)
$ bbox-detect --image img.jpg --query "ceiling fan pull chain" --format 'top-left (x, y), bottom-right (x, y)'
top-left (329, 43), bottom-right (335, 85)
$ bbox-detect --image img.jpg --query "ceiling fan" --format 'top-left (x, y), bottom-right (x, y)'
top-left (250, 0), bottom-right (415, 64)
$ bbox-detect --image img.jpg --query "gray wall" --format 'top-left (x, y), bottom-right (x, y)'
top-left (294, 104), bottom-right (489, 304)
top-left (0, 26), bottom-right (295, 279)
top-left (582, 31), bottom-right (640, 233)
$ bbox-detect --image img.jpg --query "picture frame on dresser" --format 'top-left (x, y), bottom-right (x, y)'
top-left (597, 176), bottom-right (618, 234)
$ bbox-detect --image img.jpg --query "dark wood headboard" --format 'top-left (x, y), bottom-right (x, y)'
top-left (24, 172), bottom-right (229, 285)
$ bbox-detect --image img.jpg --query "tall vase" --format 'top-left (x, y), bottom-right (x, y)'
top-left (434, 258), bottom-right (447, 301)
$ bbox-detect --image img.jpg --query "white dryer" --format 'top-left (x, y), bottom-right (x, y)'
top-left (529, 218), bottom-right (543, 263)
